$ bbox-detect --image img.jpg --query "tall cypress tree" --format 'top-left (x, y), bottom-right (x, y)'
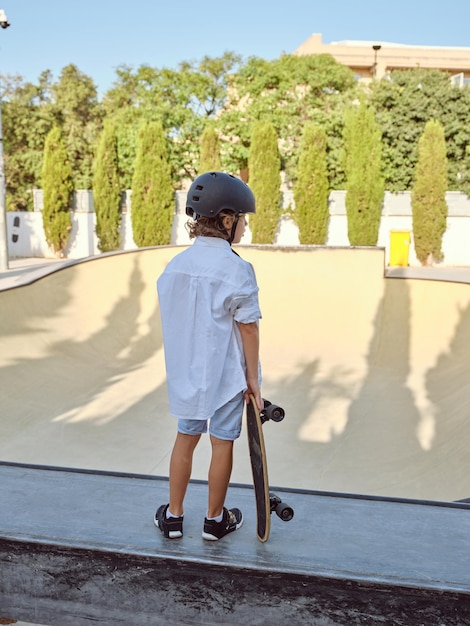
top-left (248, 121), bottom-right (281, 244)
top-left (411, 119), bottom-right (448, 265)
top-left (343, 101), bottom-right (384, 246)
top-left (294, 123), bottom-right (329, 244)
top-left (131, 120), bottom-right (174, 247)
top-left (93, 122), bottom-right (121, 252)
top-left (41, 127), bottom-right (74, 255)
top-left (198, 124), bottom-right (221, 173)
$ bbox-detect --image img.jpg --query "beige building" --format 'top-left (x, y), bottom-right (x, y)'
top-left (295, 33), bottom-right (470, 84)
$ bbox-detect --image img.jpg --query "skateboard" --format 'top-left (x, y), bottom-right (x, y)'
top-left (246, 395), bottom-right (294, 542)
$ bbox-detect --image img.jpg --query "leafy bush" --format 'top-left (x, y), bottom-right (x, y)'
top-left (93, 122), bottom-right (122, 252)
top-left (411, 119), bottom-right (448, 264)
top-left (41, 127), bottom-right (73, 254)
top-left (198, 124), bottom-right (221, 173)
top-left (248, 121), bottom-right (281, 243)
top-left (343, 101), bottom-right (384, 246)
top-left (131, 120), bottom-right (174, 246)
top-left (294, 123), bottom-right (329, 244)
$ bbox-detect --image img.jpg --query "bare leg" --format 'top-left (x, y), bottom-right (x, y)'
top-left (169, 432), bottom-right (201, 516)
top-left (207, 435), bottom-right (234, 518)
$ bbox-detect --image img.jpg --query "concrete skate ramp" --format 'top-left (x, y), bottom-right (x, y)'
top-left (1, 246), bottom-right (470, 502)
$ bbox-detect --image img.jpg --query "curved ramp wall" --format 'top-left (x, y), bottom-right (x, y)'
top-left (1, 246), bottom-right (469, 501)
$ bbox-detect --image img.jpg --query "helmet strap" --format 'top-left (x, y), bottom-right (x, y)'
top-left (216, 213), bottom-right (239, 245)
top-left (228, 215), bottom-right (240, 245)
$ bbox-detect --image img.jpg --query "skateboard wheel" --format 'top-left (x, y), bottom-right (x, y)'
top-left (262, 400), bottom-right (285, 423)
top-left (275, 502), bottom-right (294, 522)
top-left (269, 493), bottom-right (294, 521)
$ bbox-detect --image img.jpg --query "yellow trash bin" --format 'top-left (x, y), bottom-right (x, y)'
top-left (389, 230), bottom-right (411, 266)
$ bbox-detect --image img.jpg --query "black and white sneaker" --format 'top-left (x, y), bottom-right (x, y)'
top-left (202, 507), bottom-right (243, 541)
top-left (154, 504), bottom-right (183, 539)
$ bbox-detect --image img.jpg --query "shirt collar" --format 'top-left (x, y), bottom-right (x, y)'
top-left (194, 236), bottom-right (231, 249)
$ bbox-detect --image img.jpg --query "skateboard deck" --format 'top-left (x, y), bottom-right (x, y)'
top-left (246, 394), bottom-right (271, 542)
top-left (246, 395), bottom-right (294, 542)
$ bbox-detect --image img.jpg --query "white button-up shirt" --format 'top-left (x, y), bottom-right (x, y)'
top-left (157, 237), bottom-right (261, 420)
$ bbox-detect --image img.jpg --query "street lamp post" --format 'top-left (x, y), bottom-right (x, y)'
top-left (0, 8), bottom-right (10, 271)
top-left (372, 44), bottom-right (382, 80)
top-left (0, 100), bottom-right (7, 271)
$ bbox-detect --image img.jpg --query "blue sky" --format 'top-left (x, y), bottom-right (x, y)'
top-left (1, 0), bottom-right (469, 96)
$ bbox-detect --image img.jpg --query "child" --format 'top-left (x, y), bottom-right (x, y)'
top-left (155, 171), bottom-right (262, 541)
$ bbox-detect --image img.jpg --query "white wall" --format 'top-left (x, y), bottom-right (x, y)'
top-left (6, 189), bottom-right (470, 266)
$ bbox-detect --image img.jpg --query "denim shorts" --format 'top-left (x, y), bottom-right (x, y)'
top-left (177, 392), bottom-right (244, 441)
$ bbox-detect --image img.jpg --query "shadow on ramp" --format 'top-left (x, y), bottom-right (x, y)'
top-left (1, 248), bottom-right (470, 497)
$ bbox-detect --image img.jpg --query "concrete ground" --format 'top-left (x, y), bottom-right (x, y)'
top-left (1, 248), bottom-right (470, 503)
top-left (2, 464), bottom-right (469, 625)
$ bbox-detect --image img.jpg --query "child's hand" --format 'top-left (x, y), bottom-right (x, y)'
top-left (245, 380), bottom-right (262, 412)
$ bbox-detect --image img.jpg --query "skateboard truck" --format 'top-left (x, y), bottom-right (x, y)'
top-left (261, 400), bottom-right (294, 523)
top-left (269, 492), bottom-right (294, 521)
top-left (260, 400), bottom-right (285, 424)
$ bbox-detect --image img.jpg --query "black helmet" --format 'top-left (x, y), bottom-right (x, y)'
top-left (186, 172), bottom-right (256, 219)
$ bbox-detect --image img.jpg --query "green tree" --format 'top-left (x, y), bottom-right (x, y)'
top-left (370, 68), bottom-right (470, 194)
top-left (104, 53), bottom-right (241, 184)
top-left (198, 123), bottom-right (221, 173)
top-left (93, 122), bottom-right (121, 252)
top-left (51, 64), bottom-right (103, 189)
top-left (1, 71), bottom-right (54, 211)
top-left (248, 121), bottom-right (281, 243)
top-left (218, 54), bottom-right (356, 183)
top-left (181, 52), bottom-right (242, 117)
top-left (2, 65), bottom-right (102, 211)
top-left (131, 120), bottom-right (174, 246)
top-left (411, 119), bottom-right (448, 265)
top-left (343, 101), bottom-right (384, 246)
top-left (96, 53), bottom-right (356, 189)
top-left (41, 126), bottom-right (74, 254)
top-left (294, 123), bottom-right (329, 244)
top-left (104, 65), bottom-right (193, 185)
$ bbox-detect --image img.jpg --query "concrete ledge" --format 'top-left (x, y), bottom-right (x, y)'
top-left (1, 463), bottom-right (470, 625)
top-left (386, 265), bottom-right (470, 283)
top-left (2, 538), bottom-right (469, 626)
